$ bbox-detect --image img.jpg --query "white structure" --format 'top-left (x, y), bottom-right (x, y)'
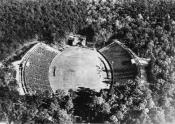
top-left (67, 34), bottom-right (86, 47)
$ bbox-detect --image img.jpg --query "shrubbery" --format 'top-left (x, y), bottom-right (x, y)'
top-left (0, 0), bottom-right (87, 59)
top-left (85, 1), bottom-right (175, 123)
top-left (1, 0), bottom-right (175, 124)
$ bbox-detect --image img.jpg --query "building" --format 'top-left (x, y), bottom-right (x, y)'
top-left (11, 39), bottom-right (149, 95)
top-left (67, 34), bottom-right (86, 47)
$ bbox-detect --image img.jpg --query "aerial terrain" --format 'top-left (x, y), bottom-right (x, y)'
top-left (0, 0), bottom-right (175, 124)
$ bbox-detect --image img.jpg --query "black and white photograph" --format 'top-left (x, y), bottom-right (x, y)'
top-left (0, 0), bottom-right (175, 123)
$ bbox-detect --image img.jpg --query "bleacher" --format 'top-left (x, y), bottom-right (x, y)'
top-left (99, 41), bottom-right (139, 84)
top-left (22, 43), bottom-right (60, 93)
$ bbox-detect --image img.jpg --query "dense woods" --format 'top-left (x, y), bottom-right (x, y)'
top-left (0, 0), bottom-right (175, 123)
top-left (0, 0), bottom-right (87, 60)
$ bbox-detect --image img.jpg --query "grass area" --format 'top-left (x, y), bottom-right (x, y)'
top-left (49, 46), bottom-right (110, 92)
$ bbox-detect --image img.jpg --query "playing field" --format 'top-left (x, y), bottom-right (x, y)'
top-left (49, 46), bottom-right (111, 92)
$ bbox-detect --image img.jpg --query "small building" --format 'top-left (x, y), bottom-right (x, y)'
top-left (67, 34), bottom-right (86, 47)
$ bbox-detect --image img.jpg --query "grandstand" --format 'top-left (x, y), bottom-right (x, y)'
top-left (13, 40), bottom-right (149, 95)
top-left (99, 40), bottom-right (150, 86)
top-left (19, 43), bottom-right (60, 94)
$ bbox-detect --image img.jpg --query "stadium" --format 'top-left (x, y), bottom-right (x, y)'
top-left (13, 39), bottom-right (149, 95)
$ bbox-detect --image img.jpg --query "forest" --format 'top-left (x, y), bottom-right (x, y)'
top-left (0, 0), bottom-right (175, 123)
